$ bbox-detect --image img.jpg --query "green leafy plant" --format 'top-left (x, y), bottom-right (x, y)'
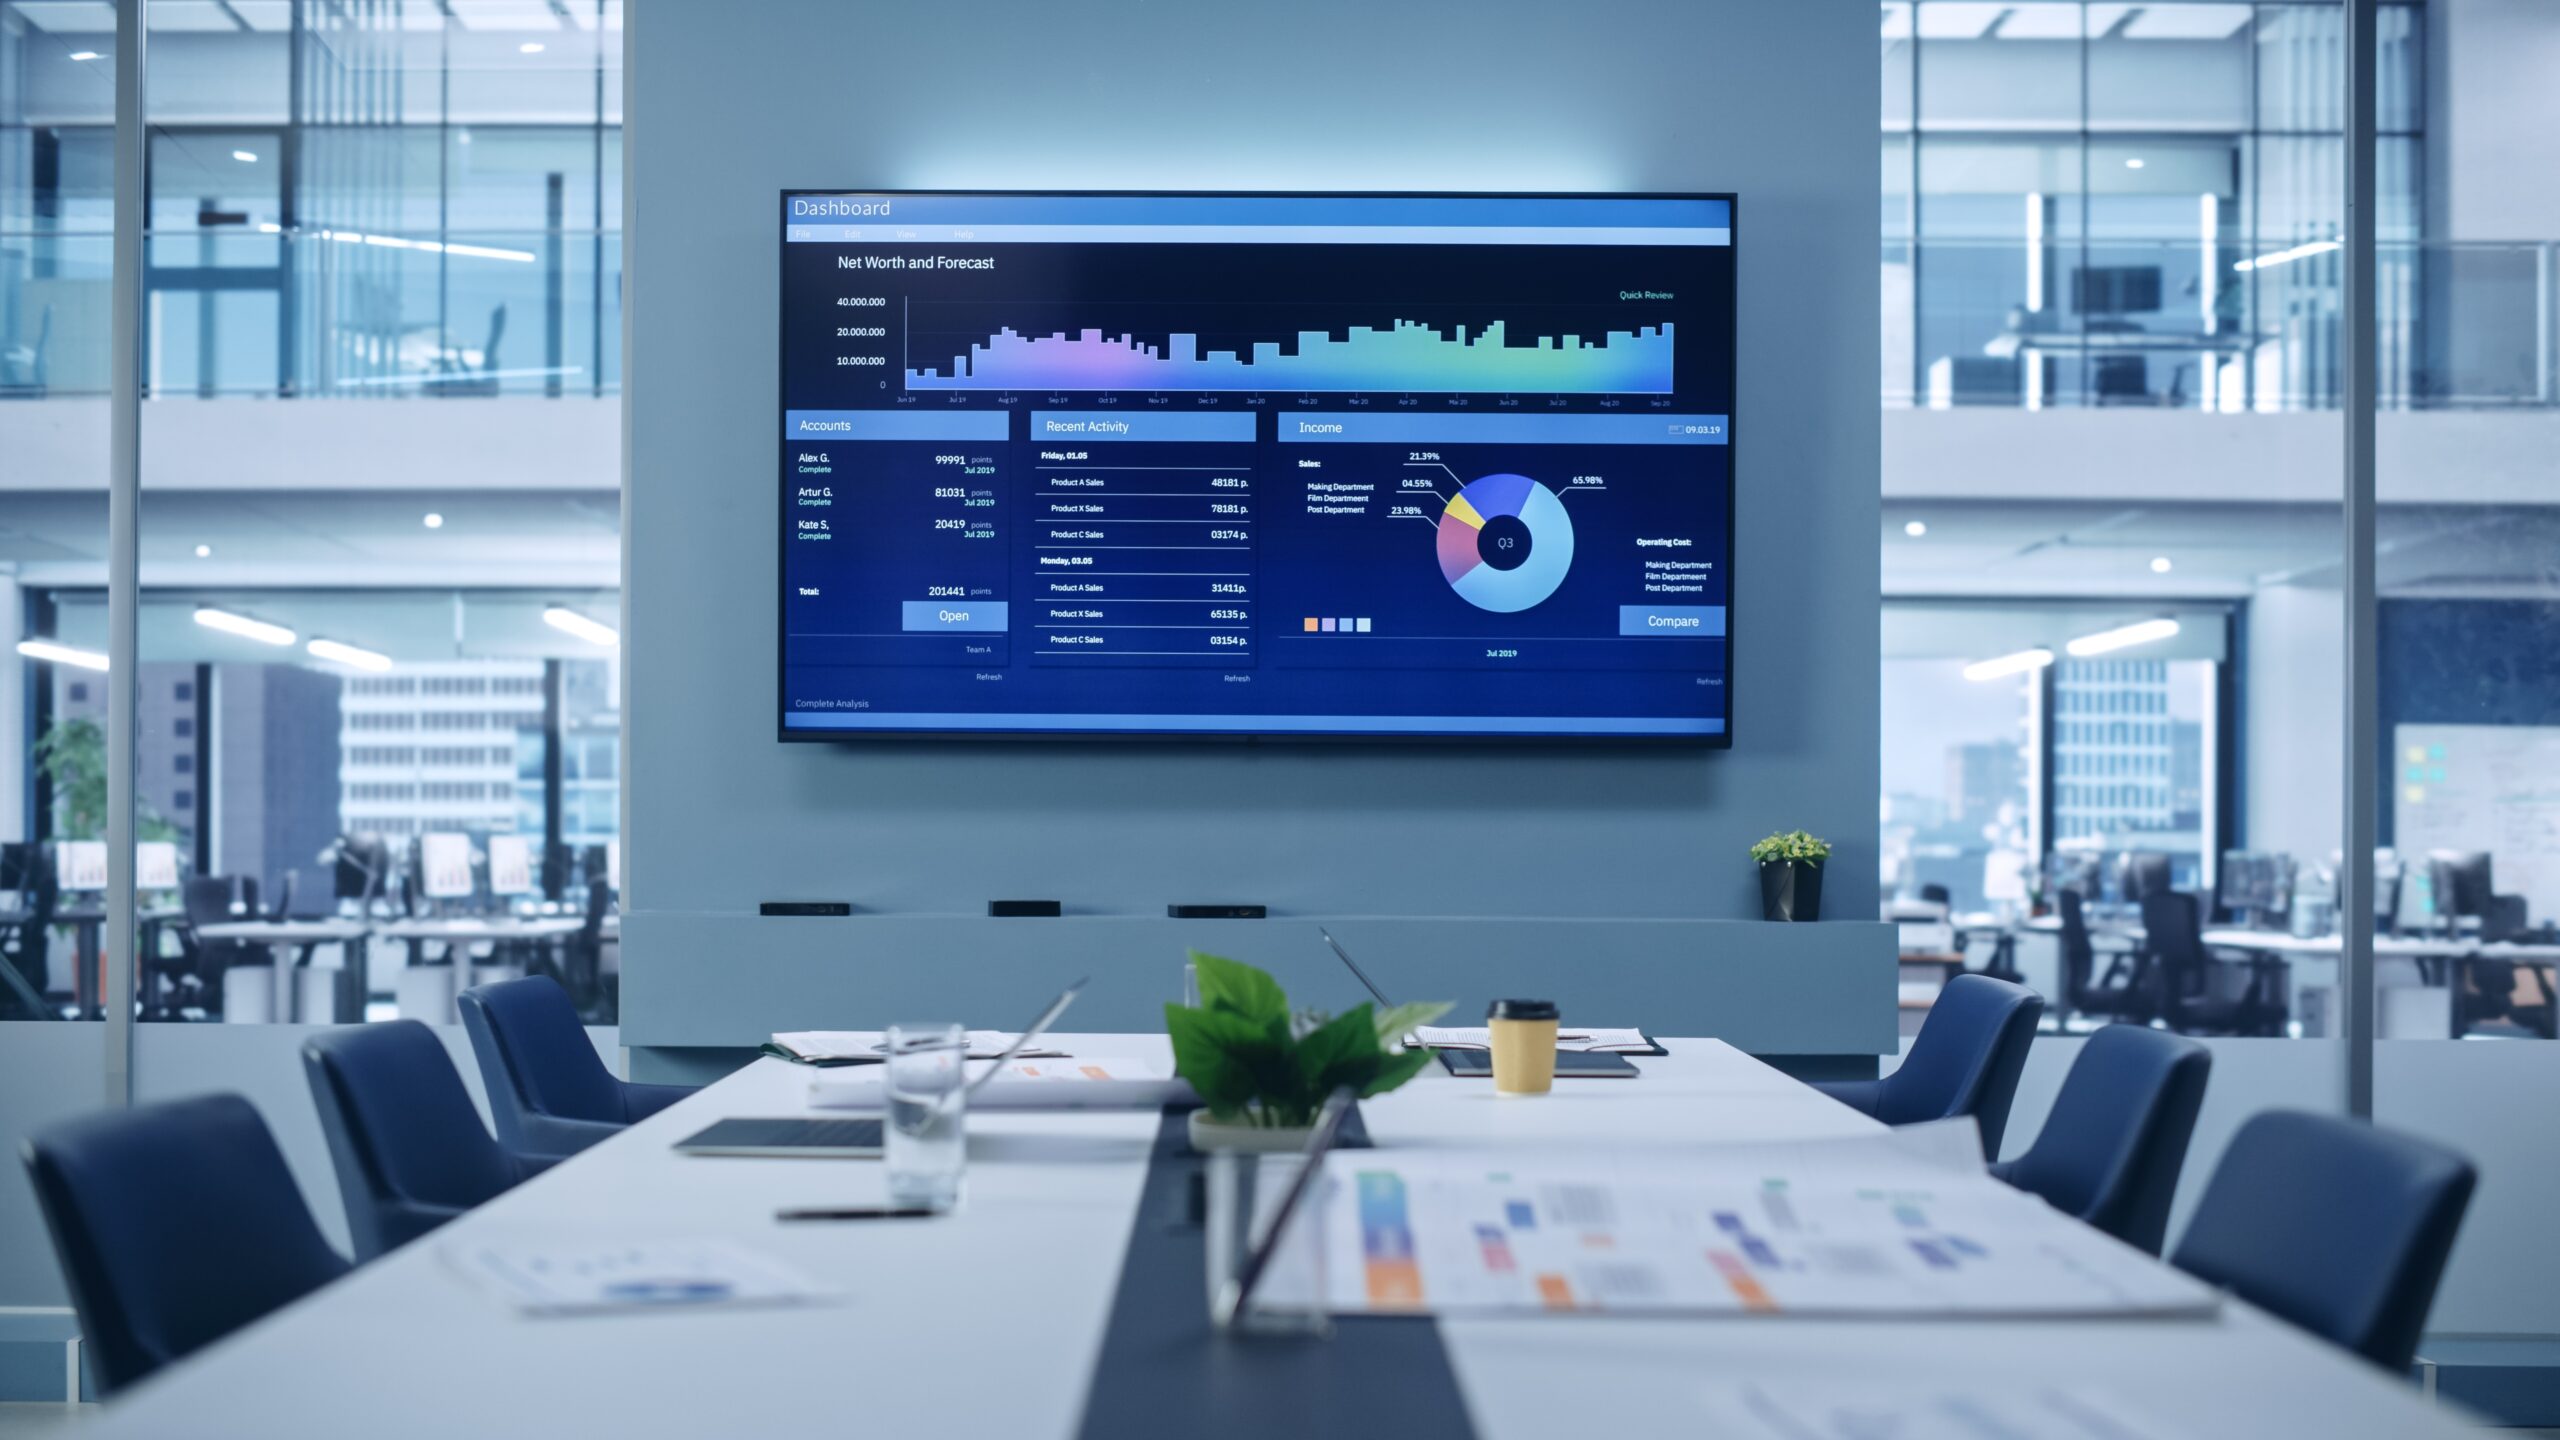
top-left (1165, 950), bottom-right (1450, 1128)
top-left (1750, 829), bottom-right (1832, 865)
top-left (34, 718), bottom-right (180, 845)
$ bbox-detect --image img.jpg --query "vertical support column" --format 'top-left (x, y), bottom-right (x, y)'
top-left (2339, 0), bottom-right (2379, 1120)
top-left (104, 0), bottom-right (145, 1105)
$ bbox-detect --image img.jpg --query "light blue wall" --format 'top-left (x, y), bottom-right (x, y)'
top-left (621, 0), bottom-right (1883, 1064)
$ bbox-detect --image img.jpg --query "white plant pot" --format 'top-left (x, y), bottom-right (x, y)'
top-left (1187, 1110), bottom-right (1317, 1154)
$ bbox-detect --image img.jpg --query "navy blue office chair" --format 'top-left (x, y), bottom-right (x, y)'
top-left (459, 975), bottom-right (695, 1161)
top-left (22, 1094), bottom-right (350, 1394)
top-left (1815, 973), bottom-right (2043, 1156)
top-left (304, 1020), bottom-right (549, 1261)
top-left (2172, 1110), bottom-right (2475, 1371)
top-left (1990, 1024), bottom-right (2209, 1254)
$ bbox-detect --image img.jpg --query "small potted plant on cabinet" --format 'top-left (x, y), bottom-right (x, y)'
top-left (1752, 830), bottom-right (1830, 922)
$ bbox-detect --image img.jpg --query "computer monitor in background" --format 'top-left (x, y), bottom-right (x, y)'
top-left (418, 832), bottom-right (476, 901)
top-left (54, 840), bottom-right (107, 894)
top-left (0, 842), bottom-right (34, 892)
top-left (2118, 852), bottom-right (2173, 904)
top-left (135, 841), bottom-right (180, 892)
top-left (2428, 850), bottom-right (2495, 921)
top-left (487, 835), bottom-right (535, 897)
top-left (605, 839), bottom-right (620, 892)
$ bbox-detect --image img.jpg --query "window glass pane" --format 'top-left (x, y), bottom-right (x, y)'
top-left (2089, 3), bottom-right (2251, 132)
top-left (1916, 2), bottom-right (2082, 131)
top-left (1881, 657), bottom-right (2037, 913)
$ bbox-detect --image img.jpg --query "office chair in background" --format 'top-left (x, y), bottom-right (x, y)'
top-left (1815, 973), bottom-right (2043, 1156)
top-left (1990, 1025), bottom-right (2209, 1255)
top-left (2172, 1110), bottom-right (2475, 1371)
top-left (304, 1020), bottom-right (549, 1261)
top-left (0, 844), bottom-right (59, 1019)
top-left (2058, 888), bottom-right (2152, 1028)
top-left (21, 1094), bottom-right (350, 1394)
top-left (459, 975), bottom-right (695, 1161)
top-left (2142, 891), bottom-right (2286, 1037)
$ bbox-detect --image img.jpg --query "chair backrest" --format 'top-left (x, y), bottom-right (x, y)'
top-left (266, 869), bottom-right (297, 922)
top-left (2141, 890), bottom-right (2207, 985)
top-left (459, 975), bottom-right (623, 1147)
top-left (580, 876), bottom-right (612, 937)
top-left (2172, 1110), bottom-right (2475, 1370)
top-left (1877, 973), bottom-right (2044, 1155)
top-left (1995, 1025), bottom-right (2209, 1254)
top-left (1919, 883), bottom-right (1952, 907)
top-left (2057, 888), bottom-right (2096, 998)
top-left (21, 1094), bottom-right (349, 1394)
top-left (303, 1021), bottom-right (521, 1261)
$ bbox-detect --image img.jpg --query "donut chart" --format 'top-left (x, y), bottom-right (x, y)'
top-left (1435, 472), bottom-right (1575, 613)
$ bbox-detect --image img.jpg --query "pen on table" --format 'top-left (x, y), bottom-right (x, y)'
top-left (776, 1206), bottom-right (943, 1221)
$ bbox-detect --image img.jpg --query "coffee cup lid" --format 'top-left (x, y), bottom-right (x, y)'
top-left (1488, 998), bottom-right (1559, 1021)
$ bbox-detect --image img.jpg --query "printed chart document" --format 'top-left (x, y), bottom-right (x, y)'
top-left (1407, 1026), bottom-right (1656, 1053)
top-left (1301, 1147), bottom-right (2216, 1319)
top-left (766, 1029), bottom-right (1068, 1064)
top-left (1703, 1384), bottom-right (2202, 1440)
top-left (809, 1056), bottom-right (1195, 1110)
top-left (450, 1238), bottom-right (837, 1317)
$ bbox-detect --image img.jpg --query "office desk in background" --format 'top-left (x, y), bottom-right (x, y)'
top-left (82, 1034), bottom-right (2475, 1440)
top-left (193, 919), bottom-right (377, 1024)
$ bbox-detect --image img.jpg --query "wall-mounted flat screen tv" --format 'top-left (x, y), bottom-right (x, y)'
top-left (777, 191), bottom-right (1735, 741)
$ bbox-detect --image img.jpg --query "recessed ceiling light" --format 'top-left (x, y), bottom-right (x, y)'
top-left (2150, 556), bottom-right (2173, 573)
top-left (519, 41), bottom-right (545, 53)
top-left (2125, 157), bottom-right (2146, 169)
top-left (194, 544), bottom-right (212, 558)
top-left (193, 606), bottom-right (296, 647)
top-left (543, 606), bottom-right (619, 648)
top-left (16, 639), bottom-right (108, 672)
top-left (422, 512), bottom-right (445, 529)
top-left (231, 149), bottom-right (258, 163)
top-left (307, 638), bottom-right (393, 672)
top-left (1962, 648), bottom-right (2054, 682)
top-left (2067, 619), bottom-right (2182, 658)
top-left (68, 51), bottom-right (99, 61)
top-left (1904, 520), bottom-right (1928, 538)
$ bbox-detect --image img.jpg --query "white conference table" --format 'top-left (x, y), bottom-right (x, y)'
top-left (87, 1035), bottom-right (2475, 1439)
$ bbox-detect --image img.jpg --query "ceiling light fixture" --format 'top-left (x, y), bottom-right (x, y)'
top-left (542, 606), bottom-right (619, 648)
top-left (422, 512), bottom-right (445, 529)
top-left (2125, 157), bottom-right (2145, 169)
top-left (194, 544), bottom-right (212, 558)
top-left (1962, 648), bottom-right (2054, 682)
top-left (232, 149), bottom-right (258, 163)
top-left (193, 606), bottom-right (296, 647)
top-left (2150, 556), bottom-right (2174, 574)
top-left (68, 51), bottom-right (100, 61)
top-left (2066, 618), bottom-right (2182, 658)
top-left (519, 41), bottom-right (545, 52)
top-left (17, 639), bottom-right (108, 671)
top-left (1904, 520), bottom-right (1929, 538)
top-left (2234, 239), bottom-right (2340, 273)
top-left (307, 638), bottom-right (393, 672)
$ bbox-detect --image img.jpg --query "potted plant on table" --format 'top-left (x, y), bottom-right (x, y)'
top-left (1165, 949), bottom-right (1449, 1153)
top-left (1752, 829), bottom-right (1831, 922)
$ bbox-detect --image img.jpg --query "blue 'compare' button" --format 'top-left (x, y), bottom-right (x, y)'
top-left (902, 600), bottom-right (1009, 632)
top-left (1619, 605), bottom-right (1726, 637)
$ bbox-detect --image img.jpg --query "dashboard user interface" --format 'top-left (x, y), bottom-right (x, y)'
top-left (778, 192), bottom-right (1735, 740)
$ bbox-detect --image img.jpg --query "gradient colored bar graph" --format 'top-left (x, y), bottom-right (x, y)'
top-left (905, 318), bottom-right (1674, 394)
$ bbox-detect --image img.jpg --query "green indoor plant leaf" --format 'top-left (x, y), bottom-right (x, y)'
top-left (1165, 953), bottom-right (1453, 1133)
top-left (1372, 999), bottom-right (1453, 1046)
top-left (1189, 949), bottom-right (1287, 1024)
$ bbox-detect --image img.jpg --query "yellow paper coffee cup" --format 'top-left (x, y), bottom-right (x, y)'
top-left (1488, 998), bottom-right (1560, 1095)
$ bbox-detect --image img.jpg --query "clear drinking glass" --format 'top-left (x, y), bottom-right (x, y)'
top-left (884, 1023), bottom-right (968, 1209)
